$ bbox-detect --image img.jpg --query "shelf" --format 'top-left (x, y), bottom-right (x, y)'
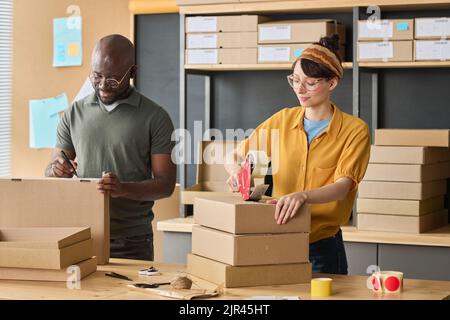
top-left (185, 62), bottom-right (353, 71)
top-left (179, 0), bottom-right (450, 15)
top-left (359, 61), bottom-right (450, 69)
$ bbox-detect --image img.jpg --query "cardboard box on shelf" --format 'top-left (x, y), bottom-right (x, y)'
top-left (257, 43), bottom-right (345, 63)
top-left (194, 195), bottom-right (310, 234)
top-left (177, 0), bottom-right (239, 5)
top-left (369, 145), bottom-right (450, 164)
top-left (187, 253), bottom-right (311, 288)
top-left (357, 40), bottom-right (413, 62)
top-left (258, 20), bottom-right (346, 44)
top-left (0, 178), bottom-right (110, 265)
top-left (192, 225), bottom-right (309, 266)
top-left (357, 209), bottom-right (448, 233)
top-left (185, 48), bottom-right (257, 64)
top-left (414, 40), bottom-right (450, 61)
top-left (415, 17), bottom-right (450, 40)
top-left (374, 129), bottom-right (450, 147)
top-left (186, 32), bottom-right (258, 49)
top-left (358, 180), bottom-right (447, 200)
top-left (358, 19), bottom-right (414, 41)
top-left (186, 15), bottom-right (269, 33)
top-left (364, 161), bottom-right (450, 182)
top-left (357, 196), bottom-right (445, 216)
top-left (0, 257), bottom-right (97, 281)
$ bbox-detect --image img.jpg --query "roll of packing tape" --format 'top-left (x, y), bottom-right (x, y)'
top-left (371, 271), bottom-right (403, 294)
top-left (311, 278), bottom-right (333, 297)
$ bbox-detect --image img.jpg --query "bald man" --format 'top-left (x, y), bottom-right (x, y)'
top-left (45, 34), bottom-right (176, 261)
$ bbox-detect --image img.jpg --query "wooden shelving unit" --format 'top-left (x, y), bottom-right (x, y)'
top-left (185, 62), bottom-right (354, 71)
top-left (359, 61), bottom-right (450, 68)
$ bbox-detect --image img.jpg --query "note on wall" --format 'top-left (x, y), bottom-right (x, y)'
top-left (53, 16), bottom-right (82, 67)
top-left (29, 93), bottom-right (69, 149)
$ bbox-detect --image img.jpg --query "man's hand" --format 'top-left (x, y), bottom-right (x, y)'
top-left (97, 171), bottom-right (126, 198)
top-left (49, 156), bottom-right (77, 178)
top-left (266, 192), bottom-right (308, 225)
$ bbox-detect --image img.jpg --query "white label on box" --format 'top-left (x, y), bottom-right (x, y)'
top-left (186, 17), bottom-right (218, 33)
top-left (259, 26), bottom-right (291, 41)
top-left (359, 42), bottom-right (394, 60)
top-left (187, 34), bottom-right (218, 49)
top-left (258, 47), bottom-right (290, 62)
top-left (415, 41), bottom-right (450, 61)
top-left (416, 18), bottom-right (450, 38)
top-left (359, 20), bottom-right (394, 39)
top-left (187, 49), bottom-right (218, 64)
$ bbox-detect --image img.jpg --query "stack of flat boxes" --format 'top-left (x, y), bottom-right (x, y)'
top-left (185, 15), bottom-right (269, 65)
top-left (357, 129), bottom-right (450, 233)
top-left (257, 19), bottom-right (346, 64)
top-left (188, 195), bottom-right (312, 288)
top-left (414, 17), bottom-right (450, 62)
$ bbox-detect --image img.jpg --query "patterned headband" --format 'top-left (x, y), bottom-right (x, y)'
top-left (299, 44), bottom-right (344, 79)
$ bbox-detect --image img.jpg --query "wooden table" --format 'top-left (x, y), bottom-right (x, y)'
top-left (0, 259), bottom-right (449, 300)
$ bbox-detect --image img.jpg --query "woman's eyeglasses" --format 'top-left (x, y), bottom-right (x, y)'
top-left (287, 74), bottom-right (325, 91)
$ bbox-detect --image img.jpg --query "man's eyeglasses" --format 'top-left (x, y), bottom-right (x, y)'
top-left (287, 74), bottom-right (325, 91)
top-left (89, 65), bottom-right (135, 89)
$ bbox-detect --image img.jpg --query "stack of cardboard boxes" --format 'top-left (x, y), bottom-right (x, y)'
top-left (357, 129), bottom-right (450, 233)
top-left (185, 15), bottom-right (268, 65)
top-left (414, 17), bottom-right (450, 62)
top-left (257, 19), bottom-right (346, 64)
top-left (188, 196), bottom-right (312, 287)
top-left (0, 227), bottom-right (97, 281)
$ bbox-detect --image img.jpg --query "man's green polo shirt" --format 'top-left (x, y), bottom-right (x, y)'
top-left (56, 88), bottom-right (175, 239)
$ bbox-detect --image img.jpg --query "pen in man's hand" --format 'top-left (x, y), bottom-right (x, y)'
top-left (60, 150), bottom-right (78, 177)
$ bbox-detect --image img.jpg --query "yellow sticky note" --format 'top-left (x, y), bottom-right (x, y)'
top-left (67, 43), bottom-right (80, 57)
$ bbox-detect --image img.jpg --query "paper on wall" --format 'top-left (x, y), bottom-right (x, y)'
top-left (186, 17), bottom-right (218, 33)
top-left (53, 17), bottom-right (82, 67)
top-left (259, 26), bottom-right (291, 41)
top-left (258, 47), bottom-right (290, 62)
top-left (358, 42), bottom-right (394, 60)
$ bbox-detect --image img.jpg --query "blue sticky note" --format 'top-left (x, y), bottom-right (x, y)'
top-left (397, 22), bottom-right (409, 31)
top-left (53, 17), bottom-right (82, 67)
top-left (294, 48), bottom-right (304, 57)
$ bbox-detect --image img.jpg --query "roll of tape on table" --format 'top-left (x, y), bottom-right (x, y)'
top-left (311, 278), bottom-right (333, 297)
top-left (371, 271), bottom-right (403, 294)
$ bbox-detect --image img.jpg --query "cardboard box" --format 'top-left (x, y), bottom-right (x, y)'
top-left (358, 19), bottom-right (414, 41)
top-left (358, 180), bottom-right (447, 200)
top-left (414, 40), bottom-right (450, 61)
top-left (357, 196), bottom-right (445, 216)
top-left (0, 178), bottom-right (110, 265)
top-left (369, 145), bottom-right (450, 164)
top-left (186, 15), bottom-right (268, 33)
top-left (186, 48), bottom-right (257, 64)
top-left (177, 0), bottom-right (239, 5)
top-left (187, 254), bottom-right (311, 287)
top-left (375, 129), bottom-right (450, 147)
top-left (258, 20), bottom-right (346, 44)
top-left (257, 43), bottom-right (345, 63)
top-left (364, 161), bottom-right (450, 182)
top-left (357, 40), bottom-right (413, 62)
top-left (186, 32), bottom-right (257, 49)
top-left (415, 17), bottom-right (450, 40)
top-left (194, 196), bottom-right (310, 234)
top-left (192, 225), bottom-right (309, 266)
top-left (357, 210), bottom-right (448, 233)
top-left (0, 257), bottom-right (97, 282)
top-left (181, 140), bottom-right (242, 205)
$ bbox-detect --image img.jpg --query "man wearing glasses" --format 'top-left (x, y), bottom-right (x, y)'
top-left (45, 34), bottom-right (176, 261)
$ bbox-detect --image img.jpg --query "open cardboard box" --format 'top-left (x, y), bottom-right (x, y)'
top-left (0, 178), bottom-right (109, 265)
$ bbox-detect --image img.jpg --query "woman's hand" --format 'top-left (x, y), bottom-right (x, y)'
top-left (226, 171), bottom-right (240, 192)
top-left (266, 192), bottom-right (308, 225)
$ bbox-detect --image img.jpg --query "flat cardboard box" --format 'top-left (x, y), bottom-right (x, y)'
top-left (369, 145), bottom-right (450, 164)
top-left (258, 43), bottom-right (345, 63)
top-left (357, 196), bottom-right (445, 216)
top-left (177, 0), bottom-right (239, 5)
top-left (358, 180), bottom-right (447, 200)
top-left (0, 178), bottom-right (109, 265)
top-left (187, 253), bottom-right (311, 288)
top-left (194, 195), bottom-right (310, 234)
top-left (374, 129), bottom-right (450, 147)
top-left (186, 32), bottom-right (257, 49)
top-left (0, 257), bottom-right (97, 282)
top-left (186, 48), bottom-right (257, 64)
top-left (357, 40), bottom-right (413, 62)
top-left (415, 17), bottom-right (450, 40)
top-left (364, 162), bottom-right (450, 182)
top-left (181, 140), bottom-right (242, 205)
top-left (357, 210), bottom-right (448, 233)
top-left (414, 40), bottom-right (450, 61)
top-left (186, 15), bottom-right (269, 33)
top-left (258, 20), bottom-right (346, 44)
top-left (0, 238), bottom-right (93, 270)
top-left (192, 225), bottom-right (309, 266)
top-left (358, 19), bottom-right (414, 41)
